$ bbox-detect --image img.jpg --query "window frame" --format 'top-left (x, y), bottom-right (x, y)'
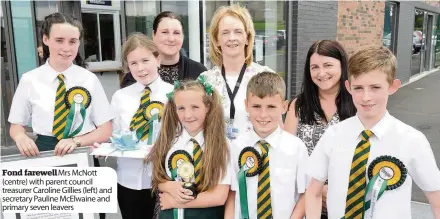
top-left (81, 8), bottom-right (122, 72)
top-left (386, 1), bottom-right (399, 54)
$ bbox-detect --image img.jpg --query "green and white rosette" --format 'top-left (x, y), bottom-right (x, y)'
top-left (363, 155), bottom-right (407, 219)
top-left (137, 101), bottom-right (164, 144)
top-left (237, 147), bottom-right (262, 219)
top-left (63, 86), bottom-right (91, 138)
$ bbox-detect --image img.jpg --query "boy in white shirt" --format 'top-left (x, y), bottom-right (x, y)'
top-left (306, 46), bottom-right (440, 219)
top-left (225, 72), bottom-right (309, 219)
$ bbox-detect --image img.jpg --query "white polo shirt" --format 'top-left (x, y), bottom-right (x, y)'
top-left (111, 77), bottom-right (173, 190)
top-left (200, 62), bottom-right (274, 139)
top-left (230, 127), bottom-right (309, 219)
top-left (8, 61), bottom-right (114, 136)
top-left (307, 111), bottom-right (440, 219)
top-left (164, 129), bottom-right (231, 185)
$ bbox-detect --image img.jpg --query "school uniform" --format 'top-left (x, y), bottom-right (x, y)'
top-left (307, 111), bottom-right (440, 219)
top-left (200, 62), bottom-right (274, 140)
top-left (159, 129), bottom-right (231, 219)
top-left (230, 126), bottom-right (309, 219)
top-left (8, 61), bottom-right (114, 151)
top-left (111, 77), bottom-right (173, 219)
top-left (8, 61), bottom-right (113, 219)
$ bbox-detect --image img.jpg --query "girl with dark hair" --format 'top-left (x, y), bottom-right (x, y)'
top-left (8, 12), bottom-right (114, 183)
top-left (121, 11), bottom-right (207, 87)
top-left (284, 40), bottom-right (356, 218)
top-left (40, 14), bottom-right (87, 68)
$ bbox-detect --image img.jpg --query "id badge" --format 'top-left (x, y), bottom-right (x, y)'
top-left (226, 121), bottom-right (239, 140)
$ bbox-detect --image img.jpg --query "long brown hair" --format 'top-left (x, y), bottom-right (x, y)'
top-left (148, 80), bottom-right (229, 193)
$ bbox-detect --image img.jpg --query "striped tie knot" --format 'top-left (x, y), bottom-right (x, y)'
top-left (191, 138), bottom-right (203, 185)
top-left (140, 86), bottom-right (151, 107)
top-left (129, 86), bottom-right (152, 137)
top-left (361, 130), bottom-right (373, 141)
top-left (57, 74), bottom-right (65, 81)
top-left (258, 140), bottom-right (270, 155)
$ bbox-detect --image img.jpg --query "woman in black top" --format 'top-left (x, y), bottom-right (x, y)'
top-left (121, 11), bottom-right (206, 87)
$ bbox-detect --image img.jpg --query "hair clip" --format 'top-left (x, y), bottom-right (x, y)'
top-left (166, 80), bottom-right (181, 100)
top-left (198, 75), bottom-right (213, 95)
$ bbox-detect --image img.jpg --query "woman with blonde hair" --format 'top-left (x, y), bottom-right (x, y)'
top-left (200, 4), bottom-right (274, 140)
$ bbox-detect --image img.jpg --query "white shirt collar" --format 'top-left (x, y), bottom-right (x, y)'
top-left (43, 59), bottom-right (75, 82)
top-left (247, 126), bottom-right (282, 150)
top-left (133, 75), bottom-right (163, 93)
top-left (181, 128), bottom-right (205, 148)
top-left (353, 111), bottom-right (392, 140)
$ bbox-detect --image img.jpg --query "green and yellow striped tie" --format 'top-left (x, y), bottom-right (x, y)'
top-left (192, 138), bottom-right (203, 185)
top-left (129, 87), bottom-right (151, 141)
top-left (344, 130), bottom-right (373, 219)
top-left (52, 74), bottom-right (68, 140)
top-left (257, 140), bottom-right (273, 219)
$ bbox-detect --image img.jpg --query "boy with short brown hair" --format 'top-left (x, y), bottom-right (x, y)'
top-left (225, 72), bottom-right (309, 219)
top-left (305, 46), bottom-right (440, 219)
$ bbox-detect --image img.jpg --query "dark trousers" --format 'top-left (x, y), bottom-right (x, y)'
top-left (35, 135), bottom-right (105, 219)
top-left (159, 205), bottom-right (224, 219)
top-left (118, 184), bottom-right (156, 219)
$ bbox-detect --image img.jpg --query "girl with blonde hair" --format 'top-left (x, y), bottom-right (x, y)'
top-left (148, 78), bottom-right (231, 219)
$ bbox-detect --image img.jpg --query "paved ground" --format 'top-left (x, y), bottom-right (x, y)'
top-left (2, 69), bottom-right (440, 218)
top-left (388, 69), bottom-right (440, 204)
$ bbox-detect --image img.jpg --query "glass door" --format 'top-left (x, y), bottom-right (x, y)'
top-left (412, 9), bottom-right (424, 76)
top-left (423, 13), bottom-right (434, 71)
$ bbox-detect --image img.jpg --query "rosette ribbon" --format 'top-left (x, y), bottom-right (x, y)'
top-left (136, 113), bottom-right (159, 145)
top-left (238, 166), bottom-right (250, 219)
top-left (63, 101), bottom-right (86, 138)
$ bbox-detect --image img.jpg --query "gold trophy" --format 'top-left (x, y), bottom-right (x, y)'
top-left (177, 161), bottom-right (197, 197)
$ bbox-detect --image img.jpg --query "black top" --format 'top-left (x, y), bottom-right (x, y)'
top-left (159, 63), bottom-right (179, 84)
top-left (121, 53), bottom-right (207, 88)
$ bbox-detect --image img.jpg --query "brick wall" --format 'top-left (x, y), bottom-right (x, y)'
top-left (336, 1), bottom-right (385, 55)
top-left (289, 1), bottom-right (338, 97)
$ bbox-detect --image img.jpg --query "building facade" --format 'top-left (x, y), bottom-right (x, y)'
top-left (2, 0), bottom-right (440, 145)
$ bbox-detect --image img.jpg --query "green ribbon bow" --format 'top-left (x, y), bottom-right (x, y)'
top-left (166, 80), bottom-right (181, 100)
top-left (197, 75), bottom-right (213, 95)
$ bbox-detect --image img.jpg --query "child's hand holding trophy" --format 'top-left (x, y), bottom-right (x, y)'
top-left (177, 161), bottom-right (197, 198)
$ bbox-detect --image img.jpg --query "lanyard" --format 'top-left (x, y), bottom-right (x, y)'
top-left (221, 63), bottom-right (247, 121)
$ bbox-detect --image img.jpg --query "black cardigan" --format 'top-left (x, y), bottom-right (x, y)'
top-left (120, 54), bottom-right (207, 88)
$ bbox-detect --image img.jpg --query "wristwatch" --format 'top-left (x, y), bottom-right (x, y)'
top-left (73, 137), bottom-right (81, 147)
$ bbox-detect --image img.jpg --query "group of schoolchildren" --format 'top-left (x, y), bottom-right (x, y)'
top-left (8, 4), bottom-right (440, 219)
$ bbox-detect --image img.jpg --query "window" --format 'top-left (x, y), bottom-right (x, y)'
top-left (204, 1), bottom-right (229, 68)
top-left (234, 1), bottom-right (287, 78)
top-left (124, 1), bottom-right (190, 57)
top-left (82, 10), bottom-right (121, 71)
top-left (124, 0), bottom-right (159, 36)
top-left (34, 1), bottom-right (59, 65)
top-left (435, 15), bottom-right (440, 67)
top-left (10, 1), bottom-right (37, 79)
top-left (382, 2), bottom-right (398, 54)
